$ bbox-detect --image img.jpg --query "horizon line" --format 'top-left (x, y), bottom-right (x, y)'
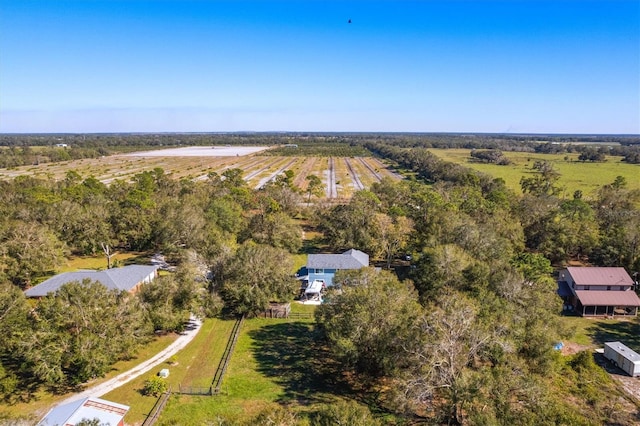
top-left (1, 131), bottom-right (639, 137)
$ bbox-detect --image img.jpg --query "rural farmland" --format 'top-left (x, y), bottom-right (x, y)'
top-left (427, 148), bottom-right (640, 197)
top-left (0, 146), bottom-right (402, 200)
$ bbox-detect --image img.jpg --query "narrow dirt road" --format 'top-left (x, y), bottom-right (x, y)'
top-left (358, 157), bottom-right (382, 182)
top-left (326, 157), bottom-right (337, 198)
top-left (55, 316), bottom-right (202, 407)
top-left (344, 158), bottom-right (364, 191)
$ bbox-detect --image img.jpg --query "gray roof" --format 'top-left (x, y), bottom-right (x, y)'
top-left (25, 265), bottom-right (159, 297)
top-left (38, 397), bottom-right (129, 426)
top-left (307, 249), bottom-right (369, 270)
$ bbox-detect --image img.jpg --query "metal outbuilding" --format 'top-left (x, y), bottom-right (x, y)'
top-left (38, 397), bottom-right (129, 426)
top-left (603, 341), bottom-right (640, 377)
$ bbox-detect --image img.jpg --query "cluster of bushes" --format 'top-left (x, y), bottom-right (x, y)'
top-left (470, 149), bottom-right (512, 164)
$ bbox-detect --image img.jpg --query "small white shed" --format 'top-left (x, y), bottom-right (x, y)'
top-left (158, 368), bottom-right (170, 378)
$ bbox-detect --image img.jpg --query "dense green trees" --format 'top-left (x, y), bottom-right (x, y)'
top-left (217, 243), bottom-right (299, 317)
top-left (305, 174), bottom-right (324, 204)
top-left (0, 222), bottom-right (67, 288)
top-left (316, 265), bottom-right (567, 424)
top-left (365, 140), bottom-right (639, 270)
top-left (313, 144), bottom-right (639, 424)
top-left (319, 191), bottom-right (382, 254)
top-left (316, 269), bottom-right (421, 377)
top-left (0, 283), bottom-right (30, 397)
top-left (399, 293), bottom-right (491, 423)
top-left (593, 177), bottom-right (640, 271)
top-left (470, 149), bottom-right (511, 164)
top-left (520, 160), bottom-right (562, 197)
top-left (139, 272), bottom-right (196, 332)
top-left (7, 281), bottom-right (150, 392)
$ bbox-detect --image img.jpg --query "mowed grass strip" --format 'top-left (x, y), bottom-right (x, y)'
top-left (427, 149), bottom-right (640, 197)
top-left (180, 319), bottom-right (238, 388)
top-left (102, 318), bottom-right (235, 425)
top-left (332, 156), bottom-right (351, 199)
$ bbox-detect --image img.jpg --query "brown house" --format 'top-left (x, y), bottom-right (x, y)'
top-left (558, 267), bottom-right (640, 316)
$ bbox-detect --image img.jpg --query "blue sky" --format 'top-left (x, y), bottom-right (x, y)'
top-left (0, 0), bottom-right (638, 133)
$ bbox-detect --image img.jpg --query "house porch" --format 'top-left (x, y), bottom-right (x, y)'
top-left (576, 303), bottom-right (638, 317)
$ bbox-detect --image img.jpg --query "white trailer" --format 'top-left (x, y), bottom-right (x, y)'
top-left (603, 341), bottom-right (640, 377)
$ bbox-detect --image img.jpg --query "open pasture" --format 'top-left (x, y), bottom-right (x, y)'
top-left (428, 149), bottom-right (640, 197)
top-left (157, 307), bottom-right (362, 425)
top-left (0, 147), bottom-right (402, 200)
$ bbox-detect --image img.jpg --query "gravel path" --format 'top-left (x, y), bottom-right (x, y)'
top-left (55, 315), bottom-right (202, 407)
top-left (326, 157), bottom-right (337, 198)
top-left (344, 158), bottom-right (364, 190)
top-left (255, 158), bottom-right (297, 189)
top-left (358, 157), bottom-right (382, 182)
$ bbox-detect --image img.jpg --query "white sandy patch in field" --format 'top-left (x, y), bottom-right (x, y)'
top-left (123, 146), bottom-right (271, 157)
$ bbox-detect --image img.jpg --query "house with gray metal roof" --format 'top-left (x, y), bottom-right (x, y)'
top-left (25, 265), bottom-right (159, 297)
top-left (558, 267), bottom-right (640, 316)
top-left (38, 396), bottom-right (129, 426)
top-left (305, 249), bottom-right (369, 286)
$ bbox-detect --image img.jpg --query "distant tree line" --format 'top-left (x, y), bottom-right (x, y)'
top-left (264, 142), bottom-right (370, 157)
top-left (0, 145), bottom-right (111, 168)
top-left (364, 140), bottom-right (640, 269)
top-left (2, 132), bottom-right (639, 167)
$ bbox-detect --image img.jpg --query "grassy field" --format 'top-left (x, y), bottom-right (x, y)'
top-left (156, 304), bottom-right (364, 425)
top-left (427, 149), bottom-right (640, 197)
top-left (102, 318), bottom-right (238, 425)
top-left (563, 316), bottom-right (640, 351)
top-left (58, 251), bottom-right (150, 272)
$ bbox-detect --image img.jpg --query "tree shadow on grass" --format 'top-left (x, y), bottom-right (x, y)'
top-left (587, 319), bottom-right (640, 350)
top-left (121, 252), bottom-right (154, 266)
top-left (248, 322), bottom-right (351, 406)
top-left (300, 236), bottom-right (327, 255)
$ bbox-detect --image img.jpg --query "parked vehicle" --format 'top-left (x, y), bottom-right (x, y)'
top-left (603, 341), bottom-right (640, 377)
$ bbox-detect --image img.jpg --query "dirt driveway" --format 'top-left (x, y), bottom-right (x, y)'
top-left (54, 316), bottom-right (202, 407)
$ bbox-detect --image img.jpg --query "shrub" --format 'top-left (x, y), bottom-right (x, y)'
top-left (142, 376), bottom-right (167, 397)
top-left (249, 406), bottom-right (298, 426)
top-left (311, 400), bottom-right (381, 426)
